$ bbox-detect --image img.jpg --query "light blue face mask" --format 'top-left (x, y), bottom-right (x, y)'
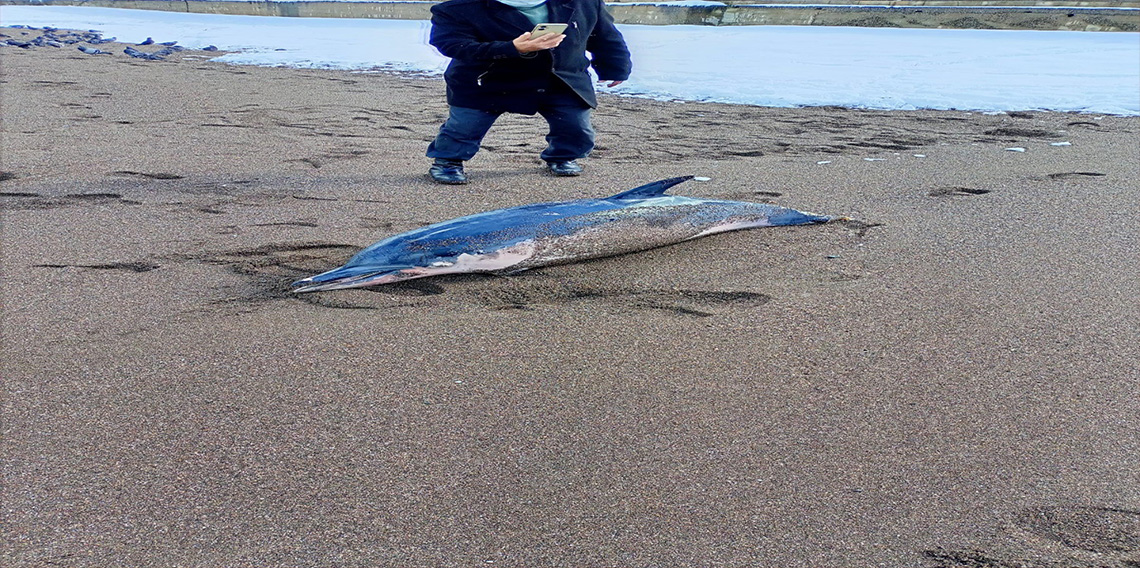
top-left (495, 0), bottom-right (548, 9)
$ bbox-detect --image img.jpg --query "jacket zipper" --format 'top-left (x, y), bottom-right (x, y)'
top-left (477, 62), bottom-right (497, 87)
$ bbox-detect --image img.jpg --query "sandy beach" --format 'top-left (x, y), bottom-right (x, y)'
top-left (2, 28), bottom-right (1139, 567)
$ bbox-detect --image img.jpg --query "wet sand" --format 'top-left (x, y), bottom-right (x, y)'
top-left (2, 29), bottom-right (1139, 567)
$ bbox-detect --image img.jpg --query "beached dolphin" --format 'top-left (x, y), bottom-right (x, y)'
top-left (292, 176), bottom-right (837, 292)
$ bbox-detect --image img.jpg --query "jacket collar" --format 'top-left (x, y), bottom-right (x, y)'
top-left (486, 0), bottom-right (576, 33)
top-left (548, 0), bottom-right (576, 23)
top-left (486, 0), bottom-right (534, 32)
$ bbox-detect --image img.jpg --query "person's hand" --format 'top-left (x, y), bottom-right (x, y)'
top-left (598, 80), bottom-right (624, 88)
top-left (513, 31), bottom-right (565, 53)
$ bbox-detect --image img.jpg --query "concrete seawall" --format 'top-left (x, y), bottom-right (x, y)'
top-left (1, 0), bottom-right (1137, 30)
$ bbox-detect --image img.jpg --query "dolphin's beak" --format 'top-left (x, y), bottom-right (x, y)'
top-left (292, 269), bottom-right (408, 293)
top-left (292, 280), bottom-right (365, 293)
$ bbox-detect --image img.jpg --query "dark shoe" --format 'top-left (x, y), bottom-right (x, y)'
top-left (429, 158), bottom-right (468, 185)
top-left (546, 160), bottom-right (583, 177)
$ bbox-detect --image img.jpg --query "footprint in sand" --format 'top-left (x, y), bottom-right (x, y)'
top-left (1, 190), bottom-right (141, 210)
top-left (921, 505), bottom-right (1139, 567)
top-left (1047, 172), bottom-right (1106, 180)
top-left (34, 261), bottom-right (160, 273)
top-left (1014, 505), bottom-right (1139, 555)
top-left (114, 170), bottom-right (184, 180)
top-left (928, 186), bottom-right (992, 197)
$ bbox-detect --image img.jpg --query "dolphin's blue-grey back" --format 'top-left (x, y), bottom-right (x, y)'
top-left (348, 198), bottom-right (630, 267)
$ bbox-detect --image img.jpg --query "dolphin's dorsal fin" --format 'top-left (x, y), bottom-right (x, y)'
top-left (606, 176), bottom-right (694, 200)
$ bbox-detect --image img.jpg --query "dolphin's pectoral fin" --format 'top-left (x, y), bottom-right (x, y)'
top-left (449, 240), bottom-right (538, 274)
top-left (606, 176), bottom-right (694, 201)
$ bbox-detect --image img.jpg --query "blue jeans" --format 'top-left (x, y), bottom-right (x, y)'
top-left (426, 95), bottom-right (595, 163)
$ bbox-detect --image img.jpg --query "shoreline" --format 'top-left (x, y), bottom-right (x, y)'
top-left (0, 0), bottom-right (1138, 31)
top-left (4, 19), bottom-right (1139, 116)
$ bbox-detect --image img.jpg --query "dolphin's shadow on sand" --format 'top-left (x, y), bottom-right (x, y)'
top-left (212, 242), bottom-right (773, 317)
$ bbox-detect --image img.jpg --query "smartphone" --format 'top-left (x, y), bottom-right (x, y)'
top-left (530, 23), bottom-right (568, 39)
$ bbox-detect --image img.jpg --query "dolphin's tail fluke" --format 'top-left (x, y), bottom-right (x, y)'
top-left (606, 176), bottom-right (694, 201)
top-left (767, 209), bottom-right (836, 226)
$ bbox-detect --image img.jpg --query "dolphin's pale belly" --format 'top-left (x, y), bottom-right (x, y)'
top-left (510, 202), bottom-right (778, 271)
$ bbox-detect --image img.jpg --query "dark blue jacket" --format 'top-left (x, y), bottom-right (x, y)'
top-left (429, 0), bottom-right (632, 114)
